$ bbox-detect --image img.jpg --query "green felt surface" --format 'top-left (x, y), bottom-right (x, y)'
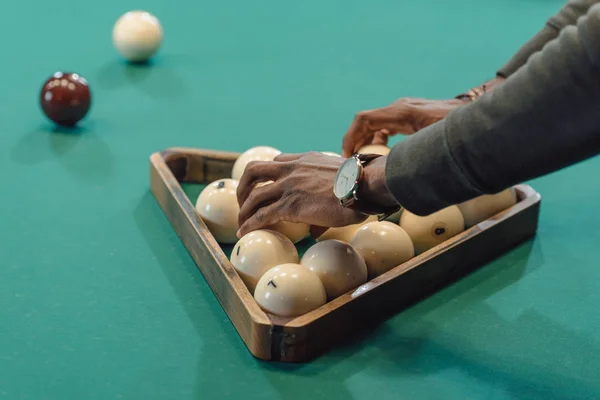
top-left (2, 0), bottom-right (600, 398)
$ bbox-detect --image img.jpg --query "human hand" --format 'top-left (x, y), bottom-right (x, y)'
top-left (341, 75), bottom-right (507, 157)
top-left (236, 152), bottom-right (395, 238)
top-left (341, 98), bottom-right (467, 157)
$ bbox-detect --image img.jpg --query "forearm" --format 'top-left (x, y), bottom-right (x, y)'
top-left (499, 0), bottom-right (600, 77)
top-left (384, 4), bottom-right (600, 215)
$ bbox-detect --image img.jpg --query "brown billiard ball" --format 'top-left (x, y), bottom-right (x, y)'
top-left (39, 72), bottom-right (91, 127)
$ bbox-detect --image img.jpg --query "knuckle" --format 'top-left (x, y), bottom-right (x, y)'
top-left (254, 208), bottom-right (266, 222)
top-left (278, 162), bottom-right (294, 174)
top-left (355, 111), bottom-right (369, 122)
top-left (256, 210), bottom-right (265, 222)
top-left (395, 97), bottom-right (410, 106)
top-left (244, 160), bottom-right (261, 173)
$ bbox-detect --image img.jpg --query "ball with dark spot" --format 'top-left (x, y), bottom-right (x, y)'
top-left (40, 72), bottom-right (91, 127)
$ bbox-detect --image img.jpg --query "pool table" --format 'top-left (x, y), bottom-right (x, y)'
top-left (2, 0), bottom-right (599, 398)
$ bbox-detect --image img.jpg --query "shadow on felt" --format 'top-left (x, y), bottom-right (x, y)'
top-left (132, 190), bottom-right (598, 399)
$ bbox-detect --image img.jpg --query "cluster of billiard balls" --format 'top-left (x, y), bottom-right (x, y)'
top-left (195, 145), bottom-right (520, 318)
top-left (39, 10), bottom-right (163, 128)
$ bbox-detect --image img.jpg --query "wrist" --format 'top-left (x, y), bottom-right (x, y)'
top-left (359, 156), bottom-right (398, 210)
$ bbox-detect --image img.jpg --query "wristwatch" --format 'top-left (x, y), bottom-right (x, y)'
top-left (333, 153), bottom-right (401, 221)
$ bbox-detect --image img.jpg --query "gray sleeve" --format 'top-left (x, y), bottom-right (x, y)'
top-left (384, 3), bottom-right (600, 216)
top-left (498, 0), bottom-right (600, 77)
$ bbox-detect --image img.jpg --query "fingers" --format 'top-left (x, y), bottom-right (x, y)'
top-left (237, 202), bottom-right (282, 238)
top-left (342, 112), bottom-right (370, 157)
top-left (274, 153), bottom-right (302, 162)
top-left (238, 181), bottom-right (284, 226)
top-left (372, 130), bottom-right (389, 146)
top-left (237, 160), bottom-right (290, 205)
top-left (342, 108), bottom-right (401, 157)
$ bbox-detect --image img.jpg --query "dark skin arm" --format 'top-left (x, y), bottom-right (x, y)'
top-left (341, 76), bottom-right (505, 157)
top-left (236, 153), bottom-right (396, 238)
top-left (237, 77), bottom-right (505, 236)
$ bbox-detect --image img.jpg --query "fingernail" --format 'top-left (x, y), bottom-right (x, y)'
top-left (236, 229), bottom-right (242, 238)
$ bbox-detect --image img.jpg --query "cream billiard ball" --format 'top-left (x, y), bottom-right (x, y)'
top-left (358, 144), bottom-right (390, 155)
top-left (315, 215), bottom-right (378, 243)
top-left (195, 179), bottom-right (240, 244)
top-left (300, 240), bottom-right (368, 300)
top-left (457, 187), bottom-right (518, 228)
top-left (230, 229), bottom-right (299, 293)
top-left (112, 10), bottom-right (163, 63)
top-left (231, 146), bottom-right (281, 180)
top-left (384, 209), bottom-right (402, 223)
top-left (350, 221), bottom-right (415, 278)
top-left (399, 206), bottom-right (465, 254)
top-left (268, 220), bottom-right (310, 244)
top-left (254, 263), bottom-right (327, 318)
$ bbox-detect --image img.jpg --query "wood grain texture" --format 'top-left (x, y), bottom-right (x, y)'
top-left (150, 147), bottom-right (542, 363)
top-left (150, 151), bottom-right (273, 360)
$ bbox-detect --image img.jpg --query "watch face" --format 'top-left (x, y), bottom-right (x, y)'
top-left (334, 157), bottom-right (361, 199)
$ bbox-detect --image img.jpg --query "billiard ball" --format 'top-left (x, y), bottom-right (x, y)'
top-left (254, 263), bottom-right (327, 318)
top-left (358, 144), bottom-right (390, 155)
top-left (230, 229), bottom-right (299, 293)
top-left (112, 10), bottom-right (163, 63)
top-left (384, 209), bottom-right (402, 223)
top-left (268, 220), bottom-right (310, 244)
top-left (399, 206), bottom-right (465, 254)
top-left (350, 221), bottom-right (414, 278)
top-left (195, 179), bottom-right (240, 244)
top-left (315, 215), bottom-right (378, 243)
top-left (39, 72), bottom-right (91, 127)
top-left (231, 146), bottom-right (281, 180)
top-left (457, 188), bottom-right (518, 228)
top-left (300, 239), bottom-right (368, 300)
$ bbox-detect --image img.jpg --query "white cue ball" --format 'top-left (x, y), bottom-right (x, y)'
top-left (254, 263), bottom-right (327, 318)
top-left (195, 179), bottom-right (240, 244)
top-left (300, 239), bottom-right (368, 300)
top-left (358, 144), bottom-right (390, 155)
top-left (231, 146), bottom-right (281, 180)
top-left (230, 229), bottom-right (299, 293)
top-left (112, 10), bottom-right (163, 63)
top-left (457, 187), bottom-right (518, 228)
top-left (315, 215), bottom-right (378, 243)
top-left (399, 206), bottom-right (465, 254)
top-left (350, 221), bottom-right (415, 278)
